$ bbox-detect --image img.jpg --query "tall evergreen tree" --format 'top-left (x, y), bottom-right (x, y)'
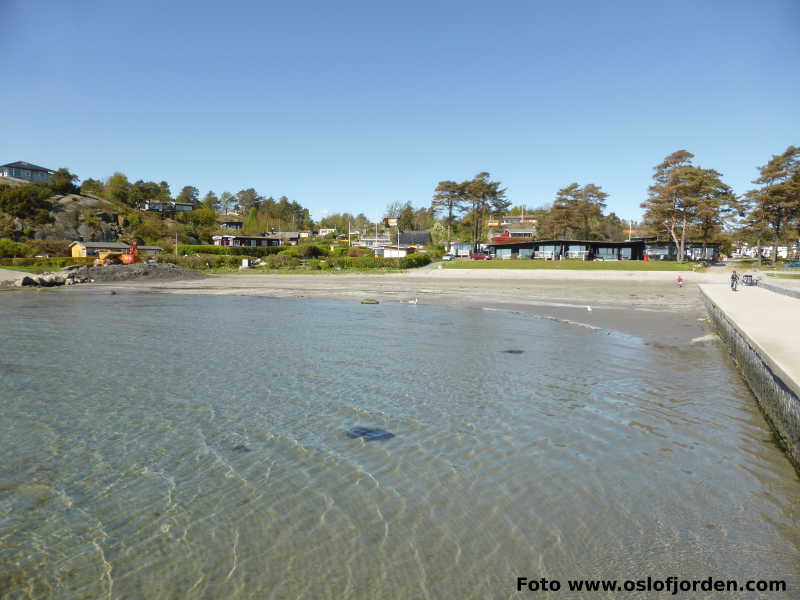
top-left (432, 180), bottom-right (466, 248)
top-left (641, 150), bottom-right (697, 263)
top-left (745, 145), bottom-right (800, 265)
top-left (463, 172), bottom-right (508, 250)
top-left (176, 186), bottom-right (200, 205)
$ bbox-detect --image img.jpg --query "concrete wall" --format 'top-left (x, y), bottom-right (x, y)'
top-left (702, 291), bottom-right (800, 468)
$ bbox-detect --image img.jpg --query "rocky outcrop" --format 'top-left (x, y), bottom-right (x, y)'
top-left (12, 270), bottom-right (91, 287)
top-left (3, 263), bottom-right (204, 289)
top-left (34, 194), bottom-right (125, 241)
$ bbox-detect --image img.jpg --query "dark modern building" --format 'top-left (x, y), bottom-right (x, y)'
top-left (486, 238), bottom-right (719, 262)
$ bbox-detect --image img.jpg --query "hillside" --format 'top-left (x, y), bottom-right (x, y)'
top-left (0, 175), bottom-right (29, 187)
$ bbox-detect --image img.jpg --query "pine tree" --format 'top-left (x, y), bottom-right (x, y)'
top-left (745, 145), bottom-right (800, 265)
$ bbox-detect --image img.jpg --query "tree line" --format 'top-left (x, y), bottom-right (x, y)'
top-left (640, 146), bottom-right (799, 264)
top-left (2, 146), bottom-right (798, 261)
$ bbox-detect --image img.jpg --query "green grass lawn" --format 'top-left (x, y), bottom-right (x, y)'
top-left (443, 259), bottom-right (697, 271)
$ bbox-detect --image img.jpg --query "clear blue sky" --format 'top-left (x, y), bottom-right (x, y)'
top-left (2, 0), bottom-right (798, 221)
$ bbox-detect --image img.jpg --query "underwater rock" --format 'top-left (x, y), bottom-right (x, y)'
top-left (346, 427), bottom-right (394, 442)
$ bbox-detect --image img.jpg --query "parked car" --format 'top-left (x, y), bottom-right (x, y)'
top-left (442, 254), bottom-right (454, 261)
top-left (470, 251), bottom-right (492, 260)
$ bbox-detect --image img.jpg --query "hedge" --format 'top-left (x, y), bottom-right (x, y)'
top-left (0, 257), bottom-right (95, 267)
top-left (158, 254), bottom-right (246, 269)
top-left (178, 244), bottom-right (283, 257)
top-left (159, 248), bottom-right (432, 271)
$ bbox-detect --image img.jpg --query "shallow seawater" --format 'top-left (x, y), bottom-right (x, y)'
top-left (0, 292), bottom-right (798, 599)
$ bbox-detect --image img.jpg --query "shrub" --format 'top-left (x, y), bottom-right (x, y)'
top-left (158, 254), bottom-right (245, 269)
top-left (262, 254), bottom-right (301, 269)
top-left (284, 243), bottom-right (329, 258)
top-left (0, 238), bottom-right (35, 258)
top-left (29, 238), bottom-right (71, 257)
top-left (400, 253), bottom-right (432, 269)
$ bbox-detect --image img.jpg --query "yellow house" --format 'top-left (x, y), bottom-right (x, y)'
top-left (69, 241), bottom-right (163, 258)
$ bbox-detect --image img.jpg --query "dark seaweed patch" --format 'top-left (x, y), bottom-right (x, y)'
top-left (346, 427), bottom-right (395, 442)
top-left (232, 444), bottom-right (251, 453)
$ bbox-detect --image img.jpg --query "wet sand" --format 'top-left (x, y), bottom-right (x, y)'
top-left (92, 268), bottom-right (731, 345)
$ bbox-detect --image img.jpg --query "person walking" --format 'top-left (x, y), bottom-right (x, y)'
top-left (730, 270), bottom-right (739, 291)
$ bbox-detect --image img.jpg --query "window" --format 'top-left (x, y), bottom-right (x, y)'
top-left (596, 247), bottom-right (618, 259)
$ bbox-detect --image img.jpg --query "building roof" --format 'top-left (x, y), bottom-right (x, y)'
top-left (1, 161), bottom-right (53, 172)
top-left (213, 234), bottom-right (271, 239)
top-left (398, 231), bottom-right (432, 245)
top-left (69, 241), bottom-right (163, 250)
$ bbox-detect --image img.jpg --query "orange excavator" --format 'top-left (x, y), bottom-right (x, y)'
top-left (95, 241), bottom-right (139, 266)
top-left (120, 241), bottom-right (138, 264)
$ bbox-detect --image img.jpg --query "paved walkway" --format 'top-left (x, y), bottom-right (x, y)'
top-left (699, 283), bottom-right (800, 397)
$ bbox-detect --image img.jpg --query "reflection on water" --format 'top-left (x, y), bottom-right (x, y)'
top-left (1, 293), bottom-right (798, 599)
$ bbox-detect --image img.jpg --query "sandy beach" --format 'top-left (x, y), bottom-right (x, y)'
top-left (69, 266), bottom-right (738, 345)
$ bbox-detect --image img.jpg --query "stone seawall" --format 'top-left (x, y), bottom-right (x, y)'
top-left (701, 288), bottom-right (800, 468)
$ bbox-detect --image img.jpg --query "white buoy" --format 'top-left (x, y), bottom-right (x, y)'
top-left (587, 305), bottom-right (592, 312)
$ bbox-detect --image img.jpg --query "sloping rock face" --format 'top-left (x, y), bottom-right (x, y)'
top-left (33, 194), bottom-right (125, 241)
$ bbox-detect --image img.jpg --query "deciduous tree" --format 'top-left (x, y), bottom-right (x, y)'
top-left (104, 172), bottom-right (132, 207)
top-left (50, 168), bottom-right (80, 195)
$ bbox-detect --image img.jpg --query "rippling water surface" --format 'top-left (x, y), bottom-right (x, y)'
top-left (1, 292), bottom-right (798, 599)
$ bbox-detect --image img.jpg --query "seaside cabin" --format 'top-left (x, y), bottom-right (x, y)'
top-left (212, 235), bottom-right (279, 247)
top-left (355, 236), bottom-right (392, 248)
top-left (0, 161), bottom-right (53, 183)
top-left (142, 200), bottom-right (171, 212)
top-left (270, 232), bottom-right (300, 245)
top-left (487, 214), bottom-right (538, 228)
top-left (142, 200), bottom-right (196, 213)
top-left (449, 242), bottom-right (473, 257)
top-left (486, 239), bottom-right (644, 261)
top-left (640, 238), bottom-right (720, 262)
top-left (69, 241), bottom-right (163, 258)
top-left (486, 237), bottom-right (721, 262)
top-left (218, 219), bottom-right (243, 231)
top-left (376, 245), bottom-right (415, 259)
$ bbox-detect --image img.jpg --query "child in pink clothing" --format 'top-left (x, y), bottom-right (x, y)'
top-left (676, 275), bottom-right (684, 287)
